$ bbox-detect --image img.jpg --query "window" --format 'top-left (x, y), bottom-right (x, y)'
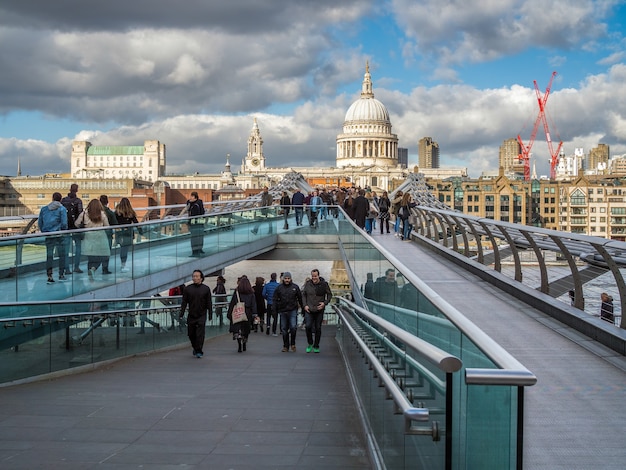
top-left (570, 189), bottom-right (586, 205)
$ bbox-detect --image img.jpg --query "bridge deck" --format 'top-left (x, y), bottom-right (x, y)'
top-left (0, 326), bottom-right (371, 469)
top-left (370, 230), bottom-right (626, 469)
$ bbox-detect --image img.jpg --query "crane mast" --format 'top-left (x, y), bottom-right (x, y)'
top-left (517, 72), bottom-right (563, 180)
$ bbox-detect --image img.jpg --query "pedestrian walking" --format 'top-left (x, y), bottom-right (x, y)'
top-left (212, 275), bottom-right (227, 326)
top-left (302, 269), bottom-right (332, 353)
top-left (185, 192), bottom-right (205, 255)
top-left (227, 275), bottom-right (256, 353)
top-left (179, 269), bottom-right (212, 358)
top-left (262, 272), bottom-right (280, 335)
top-left (75, 199), bottom-right (110, 279)
top-left (273, 272), bottom-right (303, 352)
top-left (38, 192), bottom-right (68, 284)
top-left (114, 197), bottom-right (140, 273)
top-left (99, 195), bottom-right (118, 274)
top-left (61, 183), bottom-right (84, 273)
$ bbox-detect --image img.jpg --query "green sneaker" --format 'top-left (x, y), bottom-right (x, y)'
top-left (306, 345), bottom-right (313, 353)
top-left (313, 347), bottom-right (320, 353)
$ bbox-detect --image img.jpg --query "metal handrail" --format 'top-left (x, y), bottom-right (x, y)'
top-left (334, 304), bottom-right (435, 436)
top-left (413, 205), bottom-right (626, 330)
top-left (338, 208), bottom-right (538, 386)
top-left (338, 297), bottom-right (462, 373)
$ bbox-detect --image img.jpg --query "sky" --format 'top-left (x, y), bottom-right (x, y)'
top-left (1, 0), bottom-right (625, 179)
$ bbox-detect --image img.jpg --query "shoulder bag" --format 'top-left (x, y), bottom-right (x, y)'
top-left (231, 291), bottom-right (247, 324)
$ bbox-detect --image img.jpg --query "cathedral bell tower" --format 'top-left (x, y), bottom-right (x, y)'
top-left (242, 118), bottom-right (266, 173)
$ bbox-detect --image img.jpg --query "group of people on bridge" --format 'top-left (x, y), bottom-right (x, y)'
top-left (178, 269), bottom-right (332, 358)
top-left (38, 183), bottom-right (141, 284)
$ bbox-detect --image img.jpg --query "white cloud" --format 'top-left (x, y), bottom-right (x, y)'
top-left (0, 0), bottom-right (624, 180)
top-left (393, 0), bottom-right (616, 68)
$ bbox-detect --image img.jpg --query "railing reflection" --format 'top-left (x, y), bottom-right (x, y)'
top-left (0, 296), bottom-right (233, 384)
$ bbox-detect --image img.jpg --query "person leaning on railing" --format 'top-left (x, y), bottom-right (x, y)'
top-left (600, 292), bottom-right (615, 324)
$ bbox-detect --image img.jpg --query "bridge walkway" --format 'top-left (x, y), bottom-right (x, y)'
top-left (0, 325), bottom-right (371, 469)
top-left (368, 230), bottom-right (626, 469)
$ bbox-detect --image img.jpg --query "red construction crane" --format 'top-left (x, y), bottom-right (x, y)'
top-left (516, 71), bottom-right (563, 180)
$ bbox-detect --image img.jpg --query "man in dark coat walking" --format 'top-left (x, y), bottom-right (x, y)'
top-left (273, 272), bottom-right (303, 352)
top-left (352, 189), bottom-right (370, 229)
top-left (179, 270), bottom-right (212, 358)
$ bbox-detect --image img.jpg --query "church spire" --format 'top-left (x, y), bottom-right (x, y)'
top-left (361, 61), bottom-right (374, 98)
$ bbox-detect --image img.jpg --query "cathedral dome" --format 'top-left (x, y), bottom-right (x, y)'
top-left (344, 97), bottom-right (390, 124)
top-left (336, 62), bottom-right (398, 169)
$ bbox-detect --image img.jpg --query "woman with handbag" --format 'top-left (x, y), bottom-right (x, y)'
top-left (227, 275), bottom-right (257, 353)
top-left (75, 199), bottom-right (110, 279)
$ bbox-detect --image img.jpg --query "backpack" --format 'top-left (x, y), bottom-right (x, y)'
top-left (379, 198), bottom-right (390, 212)
top-left (63, 199), bottom-right (81, 229)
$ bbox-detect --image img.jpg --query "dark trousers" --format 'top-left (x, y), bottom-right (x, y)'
top-left (187, 320), bottom-right (206, 354)
top-left (266, 303), bottom-right (278, 333)
top-left (305, 311), bottom-right (324, 348)
top-left (380, 216), bottom-right (390, 233)
top-left (102, 233), bottom-right (113, 271)
top-left (87, 255), bottom-right (107, 271)
top-left (190, 223), bottom-right (204, 253)
top-left (45, 237), bottom-right (66, 276)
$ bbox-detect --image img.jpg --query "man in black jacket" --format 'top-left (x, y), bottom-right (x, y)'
top-left (302, 269), bottom-right (332, 353)
top-left (186, 192), bottom-right (205, 255)
top-left (61, 183), bottom-right (84, 274)
top-left (179, 270), bottom-right (212, 358)
top-left (273, 272), bottom-right (303, 352)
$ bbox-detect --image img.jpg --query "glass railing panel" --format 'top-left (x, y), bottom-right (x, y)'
top-left (463, 384), bottom-right (516, 469)
top-left (2, 205), bottom-right (343, 304)
top-left (1, 207), bottom-right (286, 303)
top-left (0, 297), bottom-right (232, 384)
top-left (335, 305), bottom-right (449, 470)
top-left (337, 217), bottom-right (527, 469)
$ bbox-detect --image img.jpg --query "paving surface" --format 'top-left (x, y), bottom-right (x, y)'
top-left (0, 326), bottom-right (371, 470)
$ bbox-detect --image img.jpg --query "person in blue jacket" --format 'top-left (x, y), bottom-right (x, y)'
top-left (38, 192), bottom-right (68, 284)
top-left (262, 272), bottom-right (280, 336)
